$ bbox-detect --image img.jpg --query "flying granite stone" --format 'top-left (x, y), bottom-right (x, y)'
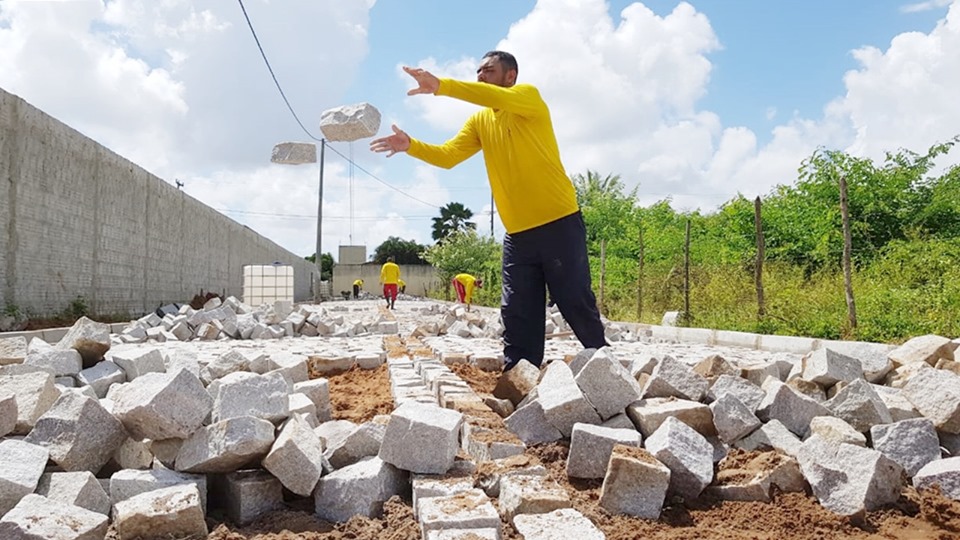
top-left (319, 102), bottom-right (381, 142)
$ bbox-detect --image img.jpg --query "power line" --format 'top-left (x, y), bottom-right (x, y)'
top-left (235, 0), bottom-right (442, 211)
top-left (324, 143), bottom-right (442, 209)
top-left (236, 0), bottom-right (320, 143)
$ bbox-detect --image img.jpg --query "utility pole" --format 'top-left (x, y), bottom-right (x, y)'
top-left (315, 139), bottom-right (325, 302)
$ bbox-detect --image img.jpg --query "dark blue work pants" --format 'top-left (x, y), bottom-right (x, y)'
top-left (501, 211), bottom-right (607, 370)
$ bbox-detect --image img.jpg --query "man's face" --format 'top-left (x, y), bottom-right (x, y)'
top-left (477, 57), bottom-right (515, 87)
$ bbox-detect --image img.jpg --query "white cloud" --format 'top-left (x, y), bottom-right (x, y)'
top-left (408, 0), bottom-right (960, 214)
top-left (901, 0), bottom-right (953, 13)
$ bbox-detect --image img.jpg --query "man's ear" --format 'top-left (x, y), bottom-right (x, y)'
top-left (507, 70), bottom-right (518, 86)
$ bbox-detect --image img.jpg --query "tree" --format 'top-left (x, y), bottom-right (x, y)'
top-left (432, 202), bottom-right (476, 242)
top-left (304, 252), bottom-right (334, 280)
top-left (372, 237), bottom-right (428, 264)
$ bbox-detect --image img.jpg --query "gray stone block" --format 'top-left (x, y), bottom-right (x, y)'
top-left (734, 419), bottom-right (802, 457)
top-left (0, 367), bottom-right (58, 434)
top-left (802, 348), bottom-right (863, 386)
top-left (112, 369), bottom-right (213, 440)
top-left (797, 435), bottom-right (903, 516)
top-left (0, 393), bottom-right (16, 437)
top-left (503, 399), bottom-right (564, 448)
top-left (575, 350), bottom-right (643, 420)
top-left (889, 334), bottom-right (956, 367)
top-left (324, 420), bottom-right (386, 470)
top-left (113, 484), bottom-right (208, 539)
top-left (77, 360), bottom-right (125, 398)
top-left (825, 378), bottom-right (892, 432)
top-left (708, 451), bottom-right (805, 502)
top-left (692, 354), bottom-right (740, 382)
top-left (757, 380), bottom-right (832, 437)
top-left (498, 475), bottom-right (569, 523)
top-left (537, 360), bottom-right (601, 436)
top-left (36, 471), bottom-right (110, 516)
top-left (913, 456), bottom-right (960, 499)
top-left (809, 416), bottom-right (865, 447)
top-left (566, 423), bottom-right (641, 479)
top-left (0, 494), bottom-right (108, 540)
top-left (379, 401), bottom-right (463, 474)
top-left (708, 374), bottom-right (765, 411)
top-left (263, 414), bottom-right (325, 496)
top-left (222, 469), bottom-right (284, 526)
top-left (710, 394), bottom-right (761, 444)
top-left (412, 473), bottom-right (475, 517)
top-left (645, 417), bottom-right (713, 500)
top-left (271, 141), bottom-right (317, 164)
top-left (902, 368), bottom-right (960, 433)
top-left (493, 359), bottom-right (540, 405)
top-left (319, 102), bottom-right (381, 142)
top-left (55, 316), bottom-right (110, 369)
top-left (0, 336), bottom-right (27, 365)
top-left (24, 347), bottom-right (82, 377)
top-left (0, 439), bottom-right (49, 516)
top-left (25, 391), bottom-right (127, 473)
top-left (626, 397), bottom-right (714, 438)
top-left (643, 356), bottom-right (709, 402)
top-left (109, 468), bottom-right (207, 512)
top-left (425, 529), bottom-right (499, 540)
top-left (871, 418), bottom-right (941, 477)
top-left (420, 489), bottom-right (501, 536)
top-left (513, 508), bottom-right (605, 540)
top-left (314, 456), bottom-right (407, 522)
top-left (210, 371), bottom-right (290, 424)
top-left (175, 416), bottom-right (275, 473)
top-left (599, 445), bottom-right (670, 519)
top-left (110, 348), bottom-right (165, 380)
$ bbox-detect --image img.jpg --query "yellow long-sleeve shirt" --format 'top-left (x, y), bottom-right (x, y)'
top-left (380, 262), bottom-right (400, 285)
top-left (407, 79), bottom-right (579, 234)
top-left (453, 273), bottom-right (478, 303)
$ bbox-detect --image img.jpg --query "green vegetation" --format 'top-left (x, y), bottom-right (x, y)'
top-left (423, 137), bottom-right (960, 343)
top-left (371, 237), bottom-right (429, 265)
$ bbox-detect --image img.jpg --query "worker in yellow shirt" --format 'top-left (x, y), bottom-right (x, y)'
top-left (371, 50), bottom-right (608, 371)
top-left (380, 256), bottom-right (401, 309)
top-left (451, 273), bottom-right (483, 311)
top-left (352, 278), bottom-right (363, 300)
top-left (398, 278), bottom-right (406, 295)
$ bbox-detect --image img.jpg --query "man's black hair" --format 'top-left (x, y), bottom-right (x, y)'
top-left (483, 51), bottom-right (518, 75)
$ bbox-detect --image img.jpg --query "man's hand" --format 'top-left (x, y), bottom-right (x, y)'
top-left (403, 66), bottom-right (439, 96)
top-left (370, 124), bottom-right (410, 157)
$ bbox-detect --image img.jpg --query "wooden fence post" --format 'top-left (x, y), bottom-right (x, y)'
top-left (599, 238), bottom-right (607, 315)
top-left (637, 227), bottom-right (645, 321)
top-left (840, 175), bottom-right (858, 332)
top-left (683, 219), bottom-right (691, 326)
top-left (754, 196), bottom-right (766, 320)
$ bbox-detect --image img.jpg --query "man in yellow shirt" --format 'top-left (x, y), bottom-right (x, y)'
top-left (380, 256), bottom-right (401, 309)
top-left (352, 278), bottom-right (363, 300)
top-left (371, 51), bottom-right (607, 370)
top-left (451, 273), bottom-right (483, 311)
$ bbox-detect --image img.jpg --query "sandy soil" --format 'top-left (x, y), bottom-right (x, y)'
top-left (177, 358), bottom-right (960, 540)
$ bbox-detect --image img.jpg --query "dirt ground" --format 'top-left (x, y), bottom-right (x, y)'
top-left (192, 359), bottom-right (960, 540)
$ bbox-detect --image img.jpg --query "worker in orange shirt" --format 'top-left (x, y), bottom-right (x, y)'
top-left (380, 256), bottom-right (401, 309)
top-left (451, 273), bottom-right (483, 311)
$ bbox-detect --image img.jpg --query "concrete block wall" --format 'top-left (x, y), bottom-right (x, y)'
top-left (0, 87), bottom-right (316, 317)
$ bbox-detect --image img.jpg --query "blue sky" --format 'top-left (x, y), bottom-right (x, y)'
top-left (1, 0), bottom-right (957, 260)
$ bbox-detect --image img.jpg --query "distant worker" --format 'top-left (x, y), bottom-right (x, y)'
top-left (352, 278), bottom-right (363, 300)
top-left (452, 273), bottom-right (483, 311)
top-left (380, 256), bottom-right (401, 309)
top-left (398, 278), bottom-right (407, 295)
